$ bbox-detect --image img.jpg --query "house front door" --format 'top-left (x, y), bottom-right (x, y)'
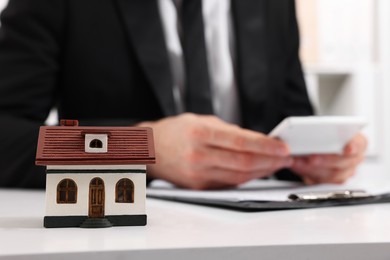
top-left (89, 177), bottom-right (105, 218)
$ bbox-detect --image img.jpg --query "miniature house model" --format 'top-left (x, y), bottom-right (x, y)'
top-left (35, 120), bottom-right (155, 228)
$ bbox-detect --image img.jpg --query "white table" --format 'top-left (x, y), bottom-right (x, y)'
top-left (0, 188), bottom-right (390, 260)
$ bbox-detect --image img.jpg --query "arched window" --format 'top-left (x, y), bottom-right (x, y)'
top-left (57, 179), bottom-right (77, 204)
top-left (89, 139), bottom-right (103, 148)
top-left (115, 178), bottom-right (134, 203)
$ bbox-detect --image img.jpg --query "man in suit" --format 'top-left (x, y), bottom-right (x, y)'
top-left (0, 0), bottom-right (366, 189)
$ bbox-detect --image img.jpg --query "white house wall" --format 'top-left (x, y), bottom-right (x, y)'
top-left (45, 171), bottom-right (146, 217)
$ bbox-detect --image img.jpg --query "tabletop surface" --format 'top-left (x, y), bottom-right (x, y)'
top-left (1, 166), bottom-right (390, 260)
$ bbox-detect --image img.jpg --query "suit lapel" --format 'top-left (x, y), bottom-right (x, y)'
top-left (114, 0), bottom-right (176, 116)
top-left (232, 0), bottom-right (269, 105)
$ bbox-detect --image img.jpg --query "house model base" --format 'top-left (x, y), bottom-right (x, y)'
top-left (35, 120), bottom-right (155, 228)
top-left (44, 214), bottom-right (147, 228)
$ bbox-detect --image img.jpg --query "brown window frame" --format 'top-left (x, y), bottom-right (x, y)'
top-left (57, 178), bottom-right (78, 204)
top-left (115, 178), bottom-right (134, 203)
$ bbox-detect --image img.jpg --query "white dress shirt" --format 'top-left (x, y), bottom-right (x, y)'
top-left (158, 0), bottom-right (241, 124)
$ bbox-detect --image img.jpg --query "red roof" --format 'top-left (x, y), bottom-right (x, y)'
top-left (36, 123), bottom-right (155, 166)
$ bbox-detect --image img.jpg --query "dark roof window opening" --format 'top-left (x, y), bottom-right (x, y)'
top-left (90, 139), bottom-right (103, 149)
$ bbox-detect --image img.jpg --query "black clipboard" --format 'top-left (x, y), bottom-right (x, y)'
top-left (147, 181), bottom-right (390, 212)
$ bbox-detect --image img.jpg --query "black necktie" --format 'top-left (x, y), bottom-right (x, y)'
top-left (181, 0), bottom-right (213, 114)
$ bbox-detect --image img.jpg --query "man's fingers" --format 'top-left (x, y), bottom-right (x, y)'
top-left (343, 133), bottom-right (368, 156)
top-left (191, 123), bottom-right (290, 156)
top-left (196, 146), bottom-right (293, 172)
top-left (195, 168), bottom-right (275, 188)
top-left (302, 168), bottom-right (356, 185)
top-left (292, 157), bottom-right (358, 184)
top-left (306, 154), bottom-right (365, 170)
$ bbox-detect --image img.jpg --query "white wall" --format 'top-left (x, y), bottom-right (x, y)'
top-left (297, 0), bottom-right (376, 64)
top-left (45, 172), bottom-right (146, 216)
top-left (377, 0), bottom-right (390, 176)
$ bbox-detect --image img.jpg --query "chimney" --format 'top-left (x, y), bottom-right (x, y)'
top-left (60, 119), bottom-right (79, 127)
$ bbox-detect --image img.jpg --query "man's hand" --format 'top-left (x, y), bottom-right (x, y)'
top-left (138, 113), bottom-right (292, 190)
top-left (291, 133), bottom-right (367, 184)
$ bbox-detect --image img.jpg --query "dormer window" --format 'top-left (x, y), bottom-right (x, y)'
top-left (85, 134), bottom-right (108, 153)
top-left (90, 139), bottom-right (103, 148)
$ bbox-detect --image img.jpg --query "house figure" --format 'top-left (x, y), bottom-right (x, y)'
top-left (35, 119), bottom-right (155, 228)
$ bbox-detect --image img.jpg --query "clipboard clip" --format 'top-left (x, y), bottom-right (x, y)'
top-left (288, 190), bottom-right (372, 201)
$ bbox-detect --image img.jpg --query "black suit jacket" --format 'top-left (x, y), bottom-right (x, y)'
top-left (0, 0), bottom-right (313, 188)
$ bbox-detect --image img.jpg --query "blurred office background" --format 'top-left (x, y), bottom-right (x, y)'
top-left (0, 0), bottom-right (389, 178)
top-left (296, 0), bottom-right (390, 180)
